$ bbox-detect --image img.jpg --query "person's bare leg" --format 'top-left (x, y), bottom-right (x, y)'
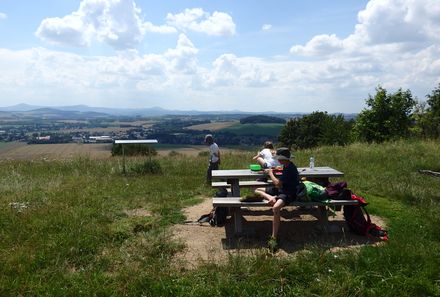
top-left (255, 189), bottom-right (276, 205)
top-left (272, 199), bottom-right (286, 238)
top-left (256, 157), bottom-right (266, 168)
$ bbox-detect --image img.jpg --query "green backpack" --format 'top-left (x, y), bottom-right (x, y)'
top-left (303, 181), bottom-right (327, 201)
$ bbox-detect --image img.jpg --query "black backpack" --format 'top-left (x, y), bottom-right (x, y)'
top-left (196, 206), bottom-right (229, 227)
top-left (343, 194), bottom-right (388, 240)
top-left (209, 207), bottom-right (229, 227)
top-left (196, 187), bottom-right (229, 227)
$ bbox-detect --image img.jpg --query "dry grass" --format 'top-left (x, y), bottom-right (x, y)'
top-left (0, 143), bottom-right (112, 160)
top-left (0, 142), bottom-right (241, 160)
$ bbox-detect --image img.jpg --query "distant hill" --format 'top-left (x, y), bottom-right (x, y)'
top-left (0, 107), bottom-right (110, 120)
top-left (0, 103), bottom-right (357, 119)
top-left (240, 115), bottom-right (286, 124)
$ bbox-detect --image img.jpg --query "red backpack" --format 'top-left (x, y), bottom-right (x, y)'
top-left (343, 194), bottom-right (389, 241)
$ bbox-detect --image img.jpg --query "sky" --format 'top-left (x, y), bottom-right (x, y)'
top-left (0, 0), bottom-right (439, 113)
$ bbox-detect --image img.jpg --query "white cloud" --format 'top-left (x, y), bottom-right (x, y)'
top-left (143, 22), bottom-right (177, 34)
top-left (35, 0), bottom-right (175, 49)
top-left (0, 12), bottom-right (7, 20)
top-left (291, 0), bottom-right (440, 56)
top-left (166, 8), bottom-right (236, 36)
top-left (283, 0), bottom-right (440, 110)
top-left (262, 24), bottom-right (272, 31)
top-left (165, 34), bottom-right (199, 73)
top-left (353, 0), bottom-right (440, 45)
top-left (290, 34), bottom-right (343, 56)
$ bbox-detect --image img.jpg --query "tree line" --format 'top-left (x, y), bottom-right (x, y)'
top-left (279, 84), bottom-right (440, 149)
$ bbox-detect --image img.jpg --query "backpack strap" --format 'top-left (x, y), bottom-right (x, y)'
top-left (351, 193), bottom-right (368, 206)
top-left (362, 206), bottom-right (389, 241)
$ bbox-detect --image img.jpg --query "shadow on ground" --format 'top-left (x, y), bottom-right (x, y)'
top-left (172, 198), bottom-right (386, 268)
top-left (222, 207), bottom-right (377, 253)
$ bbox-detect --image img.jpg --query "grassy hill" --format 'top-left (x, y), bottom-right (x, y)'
top-left (0, 140), bottom-right (439, 296)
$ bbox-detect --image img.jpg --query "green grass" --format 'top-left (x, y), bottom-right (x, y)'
top-left (219, 123), bottom-right (284, 137)
top-left (1, 140), bottom-right (440, 296)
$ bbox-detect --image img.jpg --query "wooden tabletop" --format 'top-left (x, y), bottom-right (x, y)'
top-left (212, 166), bottom-right (343, 179)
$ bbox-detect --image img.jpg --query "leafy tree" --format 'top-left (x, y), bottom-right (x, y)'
top-left (427, 83), bottom-right (440, 117)
top-left (352, 86), bottom-right (415, 142)
top-left (424, 83), bottom-right (440, 137)
top-left (279, 111), bottom-right (353, 149)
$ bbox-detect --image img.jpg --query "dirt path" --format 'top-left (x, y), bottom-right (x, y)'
top-left (172, 198), bottom-right (386, 268)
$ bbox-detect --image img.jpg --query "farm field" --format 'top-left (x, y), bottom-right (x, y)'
top-left (0, 142), bottom-right (243, 160)
top-left (185, 120), bottom-right (237, 131)
top-left (0, 143), bottom-right (112, 160)
top-left (47, 127), bottom-right (133, 134)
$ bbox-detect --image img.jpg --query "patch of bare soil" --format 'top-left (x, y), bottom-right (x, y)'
top-left (172, 198), bottom-right (387, 268)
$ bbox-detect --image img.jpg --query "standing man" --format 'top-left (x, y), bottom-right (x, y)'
top-left (205, 134), bottom-right (220, 183)
top-left (254, 147), bottom-right (299, 251)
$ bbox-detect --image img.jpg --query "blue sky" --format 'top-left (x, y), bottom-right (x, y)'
top-left (0, 0), bottom-right (439, 112)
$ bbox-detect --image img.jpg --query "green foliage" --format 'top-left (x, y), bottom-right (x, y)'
top-left (279, 111), bottom-right (353, 149)
top-left (130, 159), bottom-right (163, 175)
top-left (427, 83), bottom-right (440, 118)
top-left (111, 143), bottom-right (157, 157)
top-left (239, 115), bottom-right (286, 124)
top-left (416, 83), bottom-right (440, 138)
top-left (353, 86), bottom-right (416, 142)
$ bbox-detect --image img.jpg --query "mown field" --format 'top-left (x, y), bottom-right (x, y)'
top-left (0, 143), bottom-right (244, 159)
top-left (0, 143), bottom-right (112, 160)
top-left (185, 121), bottom-right (238, 131)
top-left (0, 140), bottom-right (439, 296)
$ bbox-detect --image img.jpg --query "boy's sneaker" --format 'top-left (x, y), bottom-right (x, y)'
top-left (267, 236), bottom-right (279, 253)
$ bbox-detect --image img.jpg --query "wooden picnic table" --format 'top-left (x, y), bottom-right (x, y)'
top-left (212, 166), bottom-right (344, 197)
top-left (211, 166), bottom-right (345, 235)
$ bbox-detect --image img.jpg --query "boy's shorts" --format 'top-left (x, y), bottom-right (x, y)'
top-left (265, 186), bottom-right (295, 205)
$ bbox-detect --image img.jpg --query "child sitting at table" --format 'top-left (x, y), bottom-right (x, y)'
top-left (254, 147), bottom-right (300, 252)
top-left (252, 141), bottom-right (280, 169)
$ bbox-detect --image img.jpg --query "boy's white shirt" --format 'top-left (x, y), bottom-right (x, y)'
top-left (209, 143), bottom-right (219, 162)
top-left (259, 148), bottom-right (280, 167)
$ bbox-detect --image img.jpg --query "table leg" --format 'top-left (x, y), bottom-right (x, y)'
top-left (227, 179), bottom-right (243, 234)
top-left (228, 179), bottom-right (240, 197)
top-left (318, 205), bottom-right (340, 233)
top-left (233, 208), bottom-right (243, 234)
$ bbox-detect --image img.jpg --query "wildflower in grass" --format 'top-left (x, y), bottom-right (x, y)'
top-left (9, 202), bottom-right (29, 212)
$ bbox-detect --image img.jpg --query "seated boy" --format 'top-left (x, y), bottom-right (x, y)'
top-left (254, 147), bottom-right (300, 251)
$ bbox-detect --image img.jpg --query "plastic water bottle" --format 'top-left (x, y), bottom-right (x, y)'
top-left (309, 157), bottom-right (315, 170)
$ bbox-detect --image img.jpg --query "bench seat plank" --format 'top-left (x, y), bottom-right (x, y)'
top-left (211, 181), bottom-right (272, 188)
top-left (213, 197), bottom-right (359, 207)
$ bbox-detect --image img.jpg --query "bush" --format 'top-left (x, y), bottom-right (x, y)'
top-left (352, 86), bottom-right (415, 142)
top-left (111, 143), bottom-right (157, 157)
top-left (130, 160), bottom-right (162, 175)
top-left (278, 111), bottom-right (353, 149)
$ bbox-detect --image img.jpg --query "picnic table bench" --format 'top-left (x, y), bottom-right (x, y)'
top-left (211, 167), bottom-right (352, 235)
top-left (211, 180), bottom-right (272, 188)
